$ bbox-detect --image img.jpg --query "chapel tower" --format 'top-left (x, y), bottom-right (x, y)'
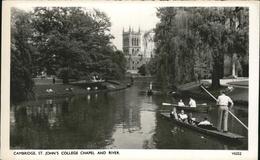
top-left (122, 27), bottom-right (141, 56)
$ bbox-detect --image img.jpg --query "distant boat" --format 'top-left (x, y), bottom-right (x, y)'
top-left (140, 90), bottom-right (175, 96)
top-left (147, 89), bottom-right (153, 96)
top-left (127, 83), bottom-right (132, 87)
top-left (90, 79), bottom-right (105, 83)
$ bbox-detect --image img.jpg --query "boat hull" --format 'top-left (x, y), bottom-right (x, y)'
top-left (160, 112), bottom-right (245, 141)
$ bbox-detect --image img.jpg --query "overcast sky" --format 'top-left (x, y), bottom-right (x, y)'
top-left (97, 5), bottom-right (159, 50)
top-left (17, 3), bottom-right (159, 51)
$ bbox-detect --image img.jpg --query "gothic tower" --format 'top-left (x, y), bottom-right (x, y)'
top-left (122, 27), bottom-right (141, 56)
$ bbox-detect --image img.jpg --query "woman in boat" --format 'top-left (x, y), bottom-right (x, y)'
top-left (178, 99), bottom-right (185, 107)
top-left (178, 110), bottom-right (188, 122)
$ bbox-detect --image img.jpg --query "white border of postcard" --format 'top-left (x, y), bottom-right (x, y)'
top-left (1, 1), bottom-right (259, 160)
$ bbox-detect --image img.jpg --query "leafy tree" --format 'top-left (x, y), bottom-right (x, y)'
top-left (138, 64), bottom-right (147, 76)
top-left (11, 8), bottom-right (35, 102)
top-left (31, 7), bottom-right (125, 83)
top-left (152, 7), bottom-right (248, 88)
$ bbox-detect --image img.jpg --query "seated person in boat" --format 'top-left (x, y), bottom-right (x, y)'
top-left (198, 117), bottom-right (216, 130)
top-left (188, 97), bottom-right (196, 107)
top-left (178, 110), bottom-right (188, 122)
top-left (178, 99), bottom-right (185, 107)
top-left (187, 113), bottom-right (197, 125)
top-left (170, 107), bottom-right (178, 120)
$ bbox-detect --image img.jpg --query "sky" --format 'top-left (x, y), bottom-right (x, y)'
top-left (97, 5), bottom-right (159, 50)
top-left (17, 3), bottom-right (159, 51)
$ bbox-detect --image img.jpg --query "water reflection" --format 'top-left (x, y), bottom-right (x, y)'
top-left (11, 93), bottom-right (117, 149)
top-left (10, 82), bottom-right (248, 149)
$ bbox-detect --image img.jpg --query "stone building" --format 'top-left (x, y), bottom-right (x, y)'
top-left (143, 29), bottom-right (155, 58)
top-left (123, 27), bottom-right (151, 74)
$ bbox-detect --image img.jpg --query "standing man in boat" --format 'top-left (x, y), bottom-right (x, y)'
top-left (149, 82), bottom-right (153, 91)
top-left (216, 90), bottom-right (234, 133)
top-left (147, 81), bottom-right (153, 95)
top-left (188, 97), bottom-right (196, 107)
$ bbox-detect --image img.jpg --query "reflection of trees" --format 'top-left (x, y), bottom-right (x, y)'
top-left (11, 94), bottom-right (117, 149)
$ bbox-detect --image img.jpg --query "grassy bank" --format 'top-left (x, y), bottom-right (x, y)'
top-left (33, 81), bottom-right (127, 100)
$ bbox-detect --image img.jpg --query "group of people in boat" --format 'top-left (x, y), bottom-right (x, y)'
top-left (170, 90), bottom-right (234, 132)
top-left (177, 98), bottom-right (196, 107)
top-left (170, 108), bottom-right (215, 130)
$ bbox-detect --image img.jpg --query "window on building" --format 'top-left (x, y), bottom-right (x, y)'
top-left (123, 37), bottom-right (129, 47)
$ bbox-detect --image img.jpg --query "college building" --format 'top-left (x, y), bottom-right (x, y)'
top-left (122, 27), bottom-right (154, 74)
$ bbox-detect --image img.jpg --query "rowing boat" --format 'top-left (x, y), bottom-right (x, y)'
top-left (159, 112), bottom-right (245, 141)
top-left (171, 104), bottom-right (209, 113)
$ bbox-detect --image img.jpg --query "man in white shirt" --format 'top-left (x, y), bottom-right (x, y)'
top-left (198, 117), bottom-right (211, 125)
top-left (188, 98), bottom-right (196, 107)
top-left (216, 90), bottom-right (234, 132)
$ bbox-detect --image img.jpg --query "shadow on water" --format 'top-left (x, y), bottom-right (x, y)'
top-left (11, 93), bottom-right (117, 149)
top-left (154, 112), bottom-right (247, 150)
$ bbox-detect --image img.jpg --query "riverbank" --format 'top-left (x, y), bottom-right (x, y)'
top-left (33, 81), bottom-right (128, 100)
top-left (176, 78), bottom-right (248, 105)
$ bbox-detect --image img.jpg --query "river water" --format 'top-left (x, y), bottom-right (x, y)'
top-left (10, 82), bottom-right (248, 149)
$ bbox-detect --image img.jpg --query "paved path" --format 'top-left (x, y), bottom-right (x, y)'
top-left (177, 77), bottom-right (248, 103)
top-left (201, 77), bottom-right (248, 88)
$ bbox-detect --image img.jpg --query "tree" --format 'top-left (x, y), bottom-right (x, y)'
top-left (138, 64), bottom-right (147, 76)
top-left (154, 8), bottom-right (198, 87)
top-left (152, 7), bottom-right (248, 88)
top-left (11, 8), bottom-right (35, 102)
top-left (194, 8), bottom-right (248, 87)
top-left (31, 7), bottom-right (125, 83)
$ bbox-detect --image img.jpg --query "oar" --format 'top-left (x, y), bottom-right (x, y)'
top-left (162, 102), bottom-right (207, 106)
top-left (200, 85), bottom-right (248, 130)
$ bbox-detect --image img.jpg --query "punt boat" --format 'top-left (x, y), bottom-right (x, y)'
top-left (159, 112), bottom-right (245, 141)
top-left (171, 104), bottom-right (209, 113)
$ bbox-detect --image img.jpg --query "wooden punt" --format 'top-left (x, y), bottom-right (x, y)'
top-left (172, 104), bottom-right (209, 113)
top-left (160, 112), bottom-right (245, 141)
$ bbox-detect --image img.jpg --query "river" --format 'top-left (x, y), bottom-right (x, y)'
top-left (10, 81), bottom-right (248, 149)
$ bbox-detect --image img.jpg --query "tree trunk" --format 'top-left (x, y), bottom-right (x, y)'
top-left (211, 59), bottom-right (221, 89)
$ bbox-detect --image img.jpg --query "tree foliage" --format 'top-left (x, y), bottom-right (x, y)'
top-left (138, 64), bottom-right (147, 76)
top-left (152, 7), bottom-right (248, 88)
top-left (31, 7), bottom-right (125, 83)
top-left (11, 8), bottom-right (35, 102)
top-left (11, 7), bottom-right (126, 102)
